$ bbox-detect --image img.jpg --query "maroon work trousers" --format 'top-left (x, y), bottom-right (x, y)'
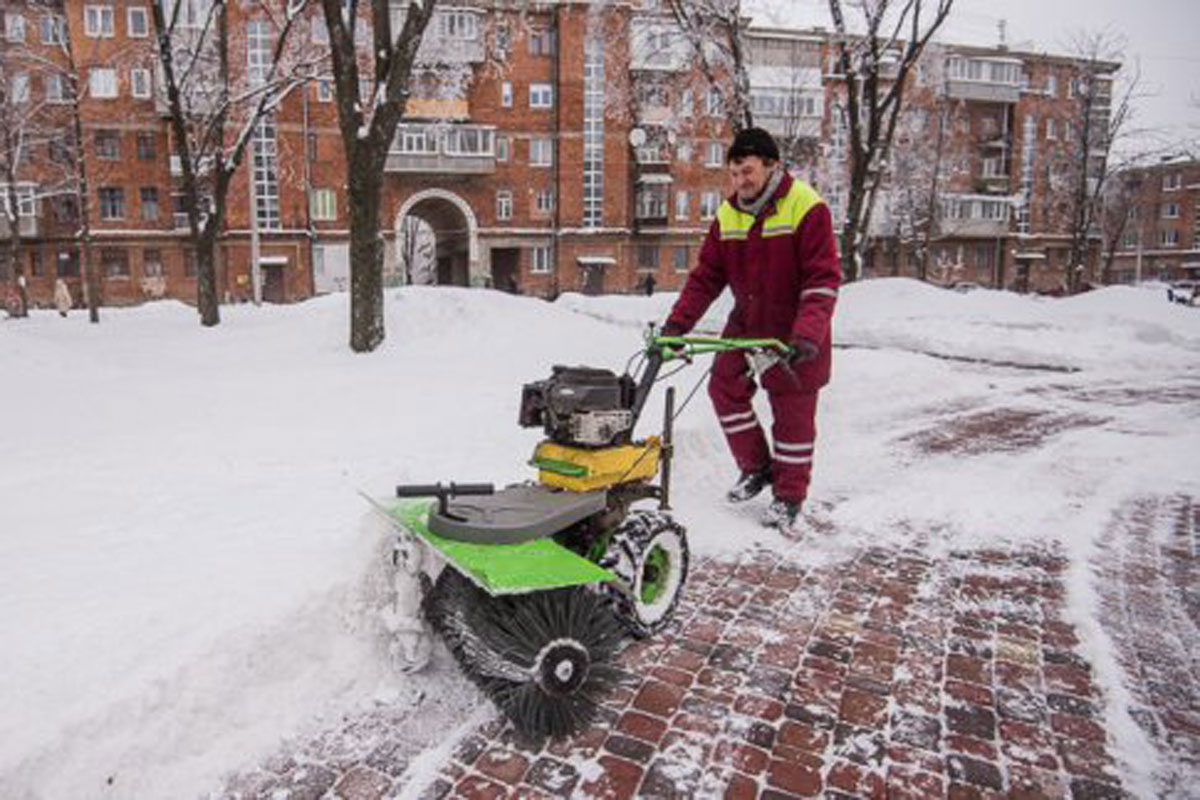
top-left (707, 350), bottom-right (820, 504)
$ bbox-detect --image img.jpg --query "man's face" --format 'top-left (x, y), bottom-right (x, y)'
top-left (728, 156), bottom-right (773, 203)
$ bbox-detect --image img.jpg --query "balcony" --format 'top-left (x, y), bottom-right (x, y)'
top-left (0, 215), bottom-right (38, 237)
top-left (386, 124), bottom-right (496, 175)
top-left (944, 56), bottom-right (1022, 104)
top-left (938, 193), bottom-right (1012, 238)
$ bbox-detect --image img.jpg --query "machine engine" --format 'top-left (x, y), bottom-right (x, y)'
top-left (519, 366), bottom-right (637, 447)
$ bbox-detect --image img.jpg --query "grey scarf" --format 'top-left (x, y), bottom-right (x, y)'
top-left (735, 167), bottom-right (784, 218)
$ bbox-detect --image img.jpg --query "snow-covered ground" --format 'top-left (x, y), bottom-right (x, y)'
top-left (1, 280), bottom-right (1197, 797)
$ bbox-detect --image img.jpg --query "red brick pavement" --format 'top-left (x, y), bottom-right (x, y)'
top-left (410, 542), bottom-right (1128, 799)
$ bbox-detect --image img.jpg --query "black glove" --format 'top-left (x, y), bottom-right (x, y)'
top-left (789, 337), bottom-right (819, 365)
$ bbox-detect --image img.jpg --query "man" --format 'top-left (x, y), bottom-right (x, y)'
top-left (662, 127), bottom-right (840, 531)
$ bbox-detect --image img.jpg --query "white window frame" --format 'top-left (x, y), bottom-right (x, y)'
top-left (1045, 118), bottom-right (1056, 141)
top-left (529, 83), bottom-right (554, 109)
top-left (84, 5), bottom-right (115, 38)
top-left (89, 68), bottom-right (118, 99)
top-left (1046, 74), bottom-right (1057, 97)
top-left (501, 81), bottom-right (512, 108)
top-left (1164, 172), bottom-right (1181, 191)
top-left (10, 73), bottom-right (29, 104)
top-left (40, 15), bottom-right (65, 44)
top-left (1163, 202), bottom-right (1180, 219)
top-left (1160, 229), bottom-right (1179, 247)
top-left (310, 188), bottom-right (337, 221)
top-left (43, 73), bottom-right (66, 104)
top-left (534, 189), bottom-right (554, 215)
top-left (139, 187), bottom-right (159, 221)
top-left (127, 7), bottom-right (148, 37)
top-left (438, 10), bottom-right (477, 41)
top-left (6, 12), bottom-right (26, 42)
top-left (676, 140), bottom-right (692, 164)
top-left (496, 135), bottom-right (509, 162)
top-left (529, 138), bottom-right (553, 168)
top-left (130, 68), bottom-right (152, 99)
top-left (316, 79), bottom-right (333, 102)
top-left (673, 245), bottom-right (689, 273)
top-left (496, 190), bottom-right (512, 221)
top-left (675, 190), bottom-right (690, 221)
top-left (98, 187), bottom-right (124, 220)
top-left (531, 245), bottom-right (552, 274)
top-left (705, 87), bottom-right (722, 116)
top-left (705, 141), bottom-right (723, 167)
top-left (700, 191), bottom-right (720, 220)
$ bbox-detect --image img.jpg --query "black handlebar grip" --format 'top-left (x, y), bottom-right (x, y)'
top-left (449, 482), bottom-right (495, 496)
top-left (395, 484), bottom-right (446, 498)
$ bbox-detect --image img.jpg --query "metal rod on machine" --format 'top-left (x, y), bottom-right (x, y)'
top-left (660, 386), bottom-right (675, 511)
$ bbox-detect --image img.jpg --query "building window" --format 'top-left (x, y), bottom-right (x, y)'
top-left (127, 7), bottom-right (148, 37)
top-left (582, 37), bottom-right (604, 229)
top-left (496, 135), bottom-right (508, 162)
top-left (496, 190), bottom-right (512, 221)
top-left (531, 245), bottom-right (552, 273)
top-left (396, 126), bottom-right (435, 154)
top-left (251, 120), bottom-right (280, 229)
top-left (437, 10), bottom-right (477, 40)
top-left (501, 81), bottom-right (512, 108)
top-left (136, 133), bottom-right (155, 159)
top-left (675, 191), bottom-right (690, 221)
top-left (51, 195), bottom-right (78, 223)
top-left (678, 88), bottom-right (693, 117)
top-left (527, 28), bottom-right (555, 56)
top-left (57, 249), bottom-right (80, 278)
top-left (98, 187), bottom-right (125, 219)
top-left (139, 187), bottom-right (158, 221)
top-left (529, 83), bottom-right (554, 109)
top-left (705, 141), bottom-right (723, 167)
top-left (40, 14), bottom-right (65, 44)
top-left (1160, 229), bottom-right (1179, 247)
top-left (246, 20), bottom-right (272, 87)
top-left (94, 130), bottom-right (120, 159)
top-left (6, 13), bottom-right (26, 42)
top-left (1063, 120), bottom-right (1074, 144)
top-left (43, 73), bottom-right (66, 103)
top-left (1046, 74), bottom-right (1056, 97)
top-left (529, 138), bottom-right (553, 168)
top-left (143, 248), bottom-right (163, 277)
top-left (636, 185), bottom-right (668, 219)
top-left (636, 244), bottom-right (659, 271)
top-left (534, 189), bottom-right (554, 215)
top-left (10, 73), bottom-right (29, 104)
top-left (316, 79), bottom-right (333, 102)
top-left (673, 246), bottom-right (689, 273)
top-left (84, 5), bottom-right (115, 37)
top-left (310, 188), bottom-right (337, 221)
top-left (706, 88), bottom-right (722, 116)
top-left (1044, 119), bottom-right (1056, 140)
top-left (101, 248), bottom-right (129, 278)
top-left (130, 68), bottom-right (152, 99)
top-left (676, 140), bottom-right (692, 164)
top-left (1163, 202), bottom-right (1179, 219)
top-left (1164, 172), bottom-right (1182, 191)
top-left (89, 68), bottom-right (118, 98)
top-left (700, 191), bottom-right (720, 220)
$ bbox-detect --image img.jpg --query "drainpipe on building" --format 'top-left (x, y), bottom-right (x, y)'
top-left (552, 7), bottom-right (562, 293)
top-left (250, 151), bottom-right (262, 306)
top-left (302, 79), bottom-right (315, 297)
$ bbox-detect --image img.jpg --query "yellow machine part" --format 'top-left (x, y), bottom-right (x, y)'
top-left (533, 437), bottom-right (661, 492)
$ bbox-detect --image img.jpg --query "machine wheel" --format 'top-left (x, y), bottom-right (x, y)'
top-left (599, 510), bottom-right (690, 638)
top-left (422, 568), bottom-right (623, 739)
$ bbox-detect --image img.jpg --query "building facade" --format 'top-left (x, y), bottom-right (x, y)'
top-left (0, 0), bottom-right (1122, 312)
top-left (1105, 157), bottom-right (1200, 284)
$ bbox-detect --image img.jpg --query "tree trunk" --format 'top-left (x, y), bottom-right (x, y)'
top-left (347, 158), bottom-right (385, 352)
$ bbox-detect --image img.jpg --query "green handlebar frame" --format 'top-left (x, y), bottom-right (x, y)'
top-left (648, 334), bottom-right (793, 362)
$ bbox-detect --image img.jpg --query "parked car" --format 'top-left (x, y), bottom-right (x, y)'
top-left (1167, 281), bottom-right (1199, 306)
top-left (949, 281), bottom-right (984, 293)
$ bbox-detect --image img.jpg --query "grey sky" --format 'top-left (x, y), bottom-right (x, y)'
top-left (746, 0), bottom-right (1200, 154)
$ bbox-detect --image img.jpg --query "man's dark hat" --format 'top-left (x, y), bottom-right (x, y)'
top-left (726, 127), bottom-right (780, 163)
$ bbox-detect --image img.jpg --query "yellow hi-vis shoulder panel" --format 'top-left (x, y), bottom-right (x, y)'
top-left (717, 181), bottom-right (825, 241)
top-left (762, 181), bottom-right (824, 239)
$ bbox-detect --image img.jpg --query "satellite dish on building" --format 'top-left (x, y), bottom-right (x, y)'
top-left (628, 128), bottom-right (647, 147)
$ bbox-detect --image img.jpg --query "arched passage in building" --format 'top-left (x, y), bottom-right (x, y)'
top-left (394, 189), bottom-right (479, 287)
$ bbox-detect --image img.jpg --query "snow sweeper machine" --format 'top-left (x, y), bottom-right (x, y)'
top-left (367, 328), bottom-right (794, 739)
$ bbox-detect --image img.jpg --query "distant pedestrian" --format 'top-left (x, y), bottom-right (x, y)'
top-left (54, 278), bottom-right (72, 317)
top-left (641, 274), bottom-right (656, 296)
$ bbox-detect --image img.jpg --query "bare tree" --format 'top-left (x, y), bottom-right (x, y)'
top-left (150, 0), bottom-right (311, 327)
top-left (1056, 31), bottom-right (1137, 293)
top-left (665, 0), bottom-right (753, 132)
top-left (826, 0), bottom-right (955, 282)
top-left (319, 0), bottom-right (437, 352)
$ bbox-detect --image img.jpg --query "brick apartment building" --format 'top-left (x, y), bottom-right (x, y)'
top-left (1105, 157), bottom-right (1200, 284)
top-left (0, 0), bottom-right (1121, 311)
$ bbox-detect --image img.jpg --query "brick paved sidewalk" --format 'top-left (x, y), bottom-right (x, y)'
top-left (413, 540), bottom-right (1127, 799)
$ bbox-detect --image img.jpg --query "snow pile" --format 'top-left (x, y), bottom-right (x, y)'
top-left (0, 280), bottom-right (1197, 796)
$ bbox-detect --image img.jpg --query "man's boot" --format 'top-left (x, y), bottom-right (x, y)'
top-left (762, 498), bottom-right (801, 531)
top-left (727, 467), bottom-right (771, 503)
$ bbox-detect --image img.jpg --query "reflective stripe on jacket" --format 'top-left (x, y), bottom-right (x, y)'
top-left (666, 172), bottom-right (842, 390)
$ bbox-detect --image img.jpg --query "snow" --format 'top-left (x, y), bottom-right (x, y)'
top-left (1, 280), bottom-right (1198, 796)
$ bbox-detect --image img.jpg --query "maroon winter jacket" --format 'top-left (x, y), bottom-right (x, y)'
top-left (666, 172), bottom-right (842, 390)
